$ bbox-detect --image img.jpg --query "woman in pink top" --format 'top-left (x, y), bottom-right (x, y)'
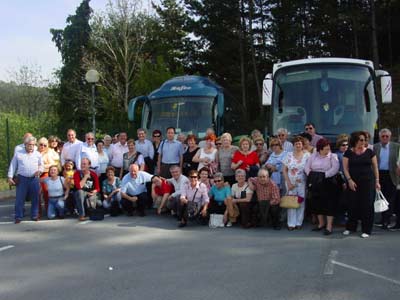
top-left (305, 138), bottom-right (340, 235)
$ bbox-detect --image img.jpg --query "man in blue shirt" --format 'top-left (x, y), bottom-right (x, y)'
top-left (157, 127), bottom-right (184, 178)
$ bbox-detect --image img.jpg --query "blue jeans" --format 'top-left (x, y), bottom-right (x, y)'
top-left (47, 197), bottom-right (65, 219)
top-left (15, 175), bottom-right (40, 220)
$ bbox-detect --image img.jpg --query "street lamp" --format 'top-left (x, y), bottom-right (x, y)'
top-left (85, 69), bottom-right (100, 134)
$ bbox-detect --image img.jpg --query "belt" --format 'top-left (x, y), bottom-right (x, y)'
top-left (49, 195), bottom-right (64, 198)
top-left (18, 174), bottom-right (37, 179)
top-left (379, 170), bottom-right (390, 174)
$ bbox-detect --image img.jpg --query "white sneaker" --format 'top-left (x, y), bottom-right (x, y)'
top-left (226, 221), bottom-right (232, 227)
top-left (342, 230), bottom-right (351, 236)
top-left (361, 233), bottom-right (370, 238)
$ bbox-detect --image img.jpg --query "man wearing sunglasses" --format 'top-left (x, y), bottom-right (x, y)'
top-left (373, 128), bottom-right (400, 230)
top-left (304, 122), bottom-right (323, 147)
top-left (75, 132), bottom-right (99, 173)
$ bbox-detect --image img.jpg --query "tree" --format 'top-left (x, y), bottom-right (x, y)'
top-left (50, 0), bottom-right (93, 134)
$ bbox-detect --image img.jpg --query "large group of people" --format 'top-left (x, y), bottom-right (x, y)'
top-left (7, 124), bottom-right (400, 238)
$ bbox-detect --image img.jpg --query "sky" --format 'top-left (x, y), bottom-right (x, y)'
top-left (0, 0), bottom-right (111, 82)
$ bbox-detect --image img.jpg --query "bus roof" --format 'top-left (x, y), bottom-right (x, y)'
top-left (148, 75), bottom-right (223, 99)
top-left (273, 57), bottom-right (374, 75)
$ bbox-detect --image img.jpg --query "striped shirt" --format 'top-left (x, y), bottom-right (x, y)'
top-left (249, 177), bottom-right (280, 205)
top-left (8, 149), bottom-right (44, 178)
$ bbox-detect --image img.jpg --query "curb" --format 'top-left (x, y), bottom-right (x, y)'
top-left (0, 189), bottom-right (16, 201)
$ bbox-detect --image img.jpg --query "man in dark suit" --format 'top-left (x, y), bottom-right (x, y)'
top-left (373, 128), bottom-right (400, 229)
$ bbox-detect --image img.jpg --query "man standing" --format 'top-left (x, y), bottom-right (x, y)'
top-left (304, 123), bottom-right (323, 147)
top-left (121, 164), bottom-right (153, 216)
top-left (75, 132), bottom-right (99, 172)
top-left (373, 128), bottom-right (400, 229)
top-left (8, 136), bottom-right (44, 223)
top-left (61, 129), bottom-right (83, 165)
top-left (276, 128), bottom-right (293, 152)
top-left (135, 128), bottom-right (155, 173)
top-left (109, 132), bottom-right (128, 176)
top-left (157, 127), bottom-right (184, 178)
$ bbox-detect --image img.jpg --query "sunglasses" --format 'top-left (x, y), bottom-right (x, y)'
top-left (87, 138), bottom-right (94, 140)
top-left (190, 176), bottom-right (198, 179)
top-left (271, 144), bottom-right (279, 147)
top-left (216, 143), bottom-right (222, 146)
top-left (341, 143), bottom-right (348, 147)
top-left (214, 180), bottom-right (222, 183)
top-left (305, 127), bottom-right (313, 130)
top-left (381, 135), bottom-right (389, 138)
top-left (278, 134), bottom-right (285, 137)
top-left (255, 143), bottom-right (263, 146)
top-left (39, 144), bottom-right (48, 147)
top-left (153, 135), bottom-right (161, 137)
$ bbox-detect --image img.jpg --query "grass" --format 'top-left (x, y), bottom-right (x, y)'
top-left (0, 178), bottom-right (13, 192)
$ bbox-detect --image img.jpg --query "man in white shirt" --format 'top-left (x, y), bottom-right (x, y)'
top-left (135, 128), bottom-right (155, 173)
top-left (108, 132), bottom-right (128, 176)
top-left (166, 165), bottom-right (189, 214)
top-left (75, 132), bottom-right (99, 172)
top-left (61, 129), bottom-right (83, 165)
top-left (14, 132), bottom-right (38, 154)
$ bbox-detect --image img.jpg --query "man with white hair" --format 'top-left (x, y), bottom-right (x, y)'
top-left (8, 135), bottom-right (44, 223)
top-left (75, 132), bottom-right (99, 172)
top-left (373, 128), bottom-right (400, 230)
top-left (276, 128), bottom-right (293, 152)
top-left (61, 129), bottom-right (83, 165)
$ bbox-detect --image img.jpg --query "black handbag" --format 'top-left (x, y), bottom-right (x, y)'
top-left (88, 207), bottom-right (105, 221)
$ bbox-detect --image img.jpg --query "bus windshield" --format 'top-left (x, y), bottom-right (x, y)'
top-left (144, 97), bottom-right (215, 138)
top-left (271, 64), bottom-right (378, 139)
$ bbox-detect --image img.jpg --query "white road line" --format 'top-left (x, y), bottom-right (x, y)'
top-left (78, 220), bottom-right (92, 225)
top-left (0, 221), bottom-right (13, 225)
top-left (323, 250), bottom-right (338, 275)
top-left (0, 245), bottom-right (15, 252)
top-left (0, 204), bottom-right (15, 208)
top-left (332, 260), bottom-right (400, 286)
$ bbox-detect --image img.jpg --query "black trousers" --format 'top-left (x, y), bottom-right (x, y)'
top-left (121, 192), bottom-right (148, 214)
top-left (379, 171), bottom-right (397, 225)
top-left (346, 178), bottom-right (374, 234)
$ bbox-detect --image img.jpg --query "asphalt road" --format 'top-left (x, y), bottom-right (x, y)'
top-left (0, 199), bottom-right (399, 300)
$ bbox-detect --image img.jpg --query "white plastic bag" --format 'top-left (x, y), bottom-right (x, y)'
top-left (209, 214), bottom-right (225, 228)
top-left (374, 190), bottom-right (389, 213)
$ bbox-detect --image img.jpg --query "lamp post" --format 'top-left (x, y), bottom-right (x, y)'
top-left (85, 69), bottom-right (100, 134)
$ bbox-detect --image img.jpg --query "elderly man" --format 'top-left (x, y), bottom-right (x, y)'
top-left (75, 132), bottom-right (99, 172)
top-left (304, 122), bottom-right (323, 147)
top-left (276, 128), bottom-right (293, 152)
top-left (109, 132), bottom-right (128, 176)
top-left (166, 165), bottom-right (189, 214)
top-left (373, 128), bottom-right (400, 230)
top-left (135, 128), bottom-right (155, 173)
top-left (157, 127), bottom-right (184, 178)
top-left (248, 168), bottom-right (281, 230)
top-left (61, 129), bottom-right (83, 165)
top-left (8, 136), bottom-right (44, 223)
top-left (120, 164), bottom-right (153, 216)
top-left (73, 157), bottom-right (101, 221)
top-left (14, 132), bottom-right (37, 154)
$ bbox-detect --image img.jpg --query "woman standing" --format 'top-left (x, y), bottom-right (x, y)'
top-left (231, 136), bottom-right (260, 178)
top-left (38, 137), bottom-right (56, 216)
top-left (282, 136), bottom-right (310, 231)
top-left (192, 134), bottom-right (218, 174)
top-left (254, 137), bottom-right (269, 165)
top-left (182, 134), bottom-right (200, 176)
top-left (342, 131), bottom-right (380, 238)
top-left (96, 139), bottom-right (110, 185)
top-left (120, 139), bottom-right (145, 178)
top-left (217, 133), bottom-right (238, 185)
top-left (265, 137), bottom-right (287, 192)
top-left (48, 135), bottom-right (61, 171)
top-left (305, 138), bottom-right (339, 235)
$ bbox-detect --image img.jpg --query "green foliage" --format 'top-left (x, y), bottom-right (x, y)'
top-left (0, 112), bottom-right (60, 177)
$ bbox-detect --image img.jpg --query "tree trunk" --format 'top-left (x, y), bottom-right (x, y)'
top-left (239, 0), bottom-right (247, 112)
top-left (370, 0), bottom-right (379, 68)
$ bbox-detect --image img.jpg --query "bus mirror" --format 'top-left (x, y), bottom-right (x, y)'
top-left (380, 75), bottom-right (392, 104)
top-left (262, 74), bottom-right (273, 106)
top-left (128, 96), bottom-right (147, 121)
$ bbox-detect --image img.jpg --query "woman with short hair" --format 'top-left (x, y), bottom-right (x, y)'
top-left (182, 134), bottom-right (200, 176)
top-left (265, 137), bottom-right (287, 192)
top-left (231, 169), bottom-right (254, 228)
top-left (231, 136), bottom-right (260, 178)
top-left (217, 132), bottom-right (238, 185)
top-left (208, 173), bottom-right (234, 226)
top-left (120, 139), bottom-right (145, 178)
top-left (192, 134), bottom-right (218, 175)
top-left (42, 165), bottom-right (69, 219)
top-left (102, 166), bottom-right (121, 213)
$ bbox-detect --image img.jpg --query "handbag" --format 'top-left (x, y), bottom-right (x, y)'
top-left (88, 207), bottom-right (105, 221)
top-left (280, 195), bottom-right (300, 209)
top-left (209, 213), bottom-right (225, 228)
top-left (374, 190), bottom-right (389, 213)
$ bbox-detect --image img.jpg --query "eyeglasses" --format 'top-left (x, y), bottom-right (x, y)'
top-left (305, 127), bottom-right (313, 131)
top-left (39, 144), bottom-right (47, 147)
top-left (255, 143), bottom-right (263, 146)
top-left (87, 138), bottom-right (94, 140)
top-left (271, 144), bottom-right (279, 147)
top-left (216, 143), bottom-right (222, 146)
top-left (214, 180), bottom-right (222, 183)
top-left (341, 143), bottom-right (348, 147)
top-left (153, 135), bottom-right (161, 138)
top-left (190, 176), bottom-right (198, 179)
top-left (381, 135), bottom-right (389, 138)
top-left (278, 134), bottom-right (285, 137)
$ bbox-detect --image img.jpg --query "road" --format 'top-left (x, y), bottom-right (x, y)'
top-left (0, 199), bottom-right (399, 300)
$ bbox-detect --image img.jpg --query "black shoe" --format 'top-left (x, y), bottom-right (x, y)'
top-left (178, 222), bottom-right (187, 228)
top-left (127, 211), bottom-right (134, 216)
top-left (138, 210), bottom-right (146, 217)
top-left (381, 224), bottom-right (389, 230)
top-left (323, 229), bottom-right (332, 236)
top-left (312, 226), bottom-right (325, 231)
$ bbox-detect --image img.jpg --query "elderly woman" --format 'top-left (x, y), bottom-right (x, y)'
top-left (208, 173), bottom-right (234, 226)
top-left (299, 132), bottom-right (314, 154)
top-left (42, 165), bottom-right (69, 219)
top-left (102, 166), bottom-right (121, 214)
top-left (178, 170), bottom-right (209, 227)
top-left (254, 137), bottom-right (269, 165)
top-left (231, 169), bottom-right (254, 228)
top-left (217, 132), bottom-right (238, 185)
top-left (305, 138), bottom-right (340, 235)
top-left (38, 137), bottom-right (56, 216)
top-left (342, 131), bottom-right (380, 238)
top-left (277, 128), bottom-right (294, 152)
top-left (265, 137), bottom-right (287, 193)
top-left (193, 134), bottom-right (218, 174)
top-left (232, 136), bottom-right (260, 178)
top-left (120, 139), bottom-right (145, 178)
top-left (282, 136), bottom-right (310, 230)
top-left (198, 167), bottom-right (213, 191)
top-left (182, 134), bottom-right (200, 176)
top-left (96, 139), bottom-right (110, 184)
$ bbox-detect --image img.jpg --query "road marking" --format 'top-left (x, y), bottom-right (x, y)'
top-left (0, 221), bottom-right (13, 225)
top-left (0, 245), bottom-right (15, 252)
top-left (332, 260), bottom-right (400, 286)
top-left (78, 220), bottom-right (92, 225)
top-left (323, 250), bottom-right (338, 275)
top-left (0, 204), bottom-right (15, 208)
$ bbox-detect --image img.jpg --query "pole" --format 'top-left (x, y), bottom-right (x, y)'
top-left (6, 118), bottom-right (11, 190)
top-left (92, 84), bottom-right (96, 135)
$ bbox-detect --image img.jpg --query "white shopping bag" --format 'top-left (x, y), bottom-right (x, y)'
top-left (209, 214), bottom-right (225, 228)
top-left (374, 190), bottom-right (389, 213)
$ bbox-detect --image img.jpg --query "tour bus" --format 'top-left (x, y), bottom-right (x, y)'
top-left (262, 57), bottom-right (392, 142)
top-left (128, 75), bottom-right (229, 138)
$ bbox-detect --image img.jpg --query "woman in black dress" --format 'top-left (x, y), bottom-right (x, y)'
top-left (342, 131), bottom-right (380, 238)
